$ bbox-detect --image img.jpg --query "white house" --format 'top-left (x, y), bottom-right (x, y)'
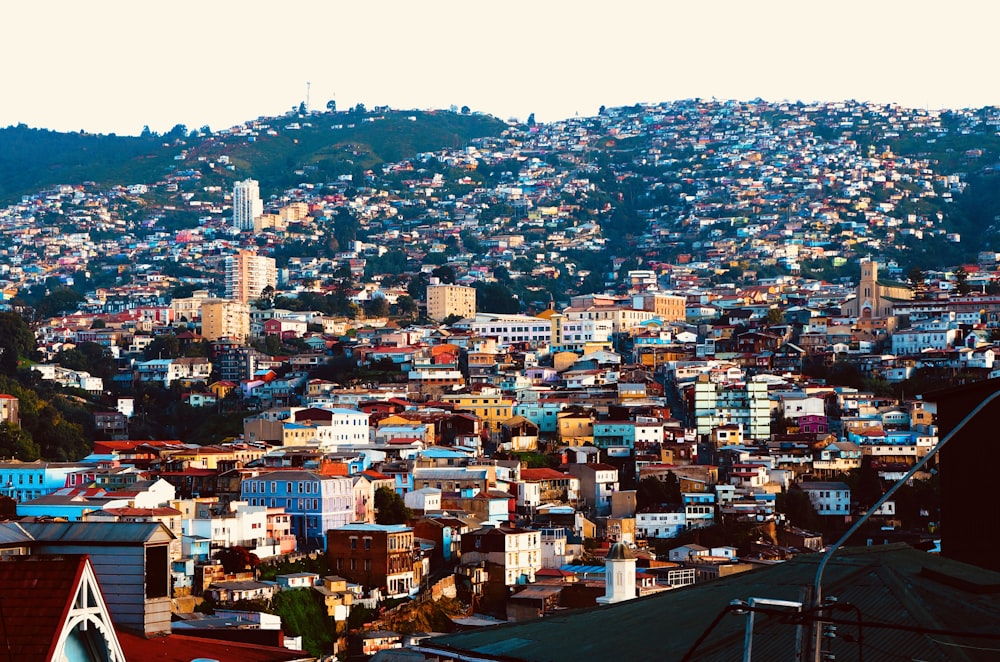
top-left (798, 481), bottom-right (851, 518)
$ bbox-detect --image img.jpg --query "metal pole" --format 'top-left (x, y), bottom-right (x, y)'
top-left (743, 597), bottom-right (804, 662)
top-left (810, 389), bottom-right (1000, 661)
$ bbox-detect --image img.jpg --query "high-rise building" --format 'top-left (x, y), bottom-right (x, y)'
top-left (200, 298), bottom-right (251, 342)
top-left (426, 283), bottom-right (476, 322)
top-left (225, 250), bottom-right (277, 303)
top-left (232, 179), bottom-right (263, 231)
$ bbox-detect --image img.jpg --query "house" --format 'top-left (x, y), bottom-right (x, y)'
top-left (460, 524), bottom-right (541, 586)
top-left (326, 523), bottom-right (418, 598)
top-left (413, 516), bottom-right (470, 569)
top-left (19, 521), bottom-right (175, 637)
top-left (241, 470), bottom-right (353, 549)
top-left (0, 555), bottom-right (127, 662)
top-left (0, 394), bottom-right (18, 425)
top-left (798, 481), bottom-right (851, 519)
top-left (567, 463), bottom-right (619, 516)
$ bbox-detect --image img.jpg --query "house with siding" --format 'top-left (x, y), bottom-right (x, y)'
top-left (19, 521), bottom-right (176, 637)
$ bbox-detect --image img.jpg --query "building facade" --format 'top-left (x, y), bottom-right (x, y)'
top-left (241, 470), bottom-right (353, 548)
top-left (326, 523), bottom-right (416, 597)
top-left (427, 284), bottom-right (476, 322)
top-left (200, 299), bottom-right (251, 343)
top-left (225, 249), bottom-right (277, 303)
top-left (232, 178), bottom-right (264, 231)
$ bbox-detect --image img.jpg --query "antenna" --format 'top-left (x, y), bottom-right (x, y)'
top-left (306, 82), bottom-right (311, 112)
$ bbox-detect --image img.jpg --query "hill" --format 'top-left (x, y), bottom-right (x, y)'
top-left (0, 110), bottom-right (508, 204)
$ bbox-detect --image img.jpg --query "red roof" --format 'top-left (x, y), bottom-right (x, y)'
top-left (101, 507), bottom-right (183, 517)
top-left (520, 468), bottom-right (572, 482)
top-left (0, 555), bottom-right (89, 660)
top-left (118, 631), bottom-right (307, 661)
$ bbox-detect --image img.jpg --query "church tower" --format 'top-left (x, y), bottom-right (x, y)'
top-left (858, 258), bottom-right (879, 320)
top-left (597, 542), bottom-right (637, 605)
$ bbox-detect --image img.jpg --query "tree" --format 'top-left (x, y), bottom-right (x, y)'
top-left (255, 285), bottom-right (276, 310)
top-left (271, 589), bottom-right (336, 656)
top-left (431, 265), bottom-right (456, 284)
top-left (907, 267), bottom-right (927, 299)
top-left (460, 105), bottom-right (471, 115)
top-left (0, 423), bottom-right (40, 461)
top-left (954, 266), bottom-right (971, 296)
top-left (374, 487), bottom-right (411, 524)
top-left (363, 297), bottom-right (389, 319)
top-left (765, 307), bottom-right (783, 325)
top-left (326, 99), bottom-right (337, 112)
top-left (475, 282), bottom-right (519, 314)
top-left (396, 295), bottom-right (418, 320)
top-left (144, 334), bottom-right (181, 360)
top-left (778, 486), bottom-right (821, 531)
top-left (0, 311), bottom-right (36, 372)
top-left (213, 546), bottom-right (261, 575)
top-left (36, 286), bottom-right (83, 317)
top-left (527, 112), bottom-right (536, 127)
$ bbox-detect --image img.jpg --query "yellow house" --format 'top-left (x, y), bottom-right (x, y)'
top-left (377, 414), bottom-right (437, 444)
top-left (440, 390), bottom-right (513, 434)
top-left (557, 410), bottom-right (595, 446)
top-left (166, 445), bottom-right (240, 470)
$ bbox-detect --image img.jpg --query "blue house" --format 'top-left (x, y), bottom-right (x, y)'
top-left (241, 470), bottom-right (353, 549)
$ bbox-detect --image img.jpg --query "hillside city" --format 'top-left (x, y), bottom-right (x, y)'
top-left (0, 99), bottom-right (999, 660)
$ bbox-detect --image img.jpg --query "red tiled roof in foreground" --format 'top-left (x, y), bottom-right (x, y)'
top-left (0, 555), bottom-right (88, 660)
top-left (118, 631), bottom-right (309, 661)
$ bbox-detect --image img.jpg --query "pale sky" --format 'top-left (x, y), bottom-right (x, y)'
top-left (1, 0), bottom-right (996, 136)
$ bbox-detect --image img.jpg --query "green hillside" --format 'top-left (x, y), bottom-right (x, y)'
top-left (0, 110), bottom-right (508, 204)
top-left (0, 125), bottom-right (172, 203)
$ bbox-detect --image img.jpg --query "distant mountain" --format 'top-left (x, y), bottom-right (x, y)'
top-left (0, 110), bottom-right (508, 204)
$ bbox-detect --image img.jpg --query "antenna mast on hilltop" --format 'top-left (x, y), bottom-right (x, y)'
top-left (306, 82), bottom-right (311, 112)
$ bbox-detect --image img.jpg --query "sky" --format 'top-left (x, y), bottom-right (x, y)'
top-left (2, 0), bottom-right (997, 136)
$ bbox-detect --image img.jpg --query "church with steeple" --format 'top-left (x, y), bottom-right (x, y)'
top-left (841, 258), bottom-right (913, 330)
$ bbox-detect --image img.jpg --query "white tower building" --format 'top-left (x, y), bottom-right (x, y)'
top-left (597, 541), bottom-right (637, 605)
top-left (233, 178), bottom-right (263, 231)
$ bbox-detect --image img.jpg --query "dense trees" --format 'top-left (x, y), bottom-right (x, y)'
top-left (213, 545), bottom-right (261, 574)
top-left (475, 281), bottom-right (519, 314)
top-left (0, 422), bottom-right (40, 461)
top-left (0, 312), bottom-right (36, 371)
top-left (374, 487), bottom-right (411, 525)
top-left (637, 474), bottom-right (682, 510)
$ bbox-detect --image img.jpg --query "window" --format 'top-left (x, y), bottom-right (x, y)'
top-left (364, 538), bottom-right (372, 550)
top-left (350, 537), bottom-right (357, 550)
top-left (145, 545), bottom-right (169, 599)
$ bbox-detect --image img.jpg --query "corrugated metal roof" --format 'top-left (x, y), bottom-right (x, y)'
top-left (21, 521), bottom-right (173, 544)
top-left (426, 544), bottom-right (1000, 661)
top-left (0, 522), bottom-right (33, 546)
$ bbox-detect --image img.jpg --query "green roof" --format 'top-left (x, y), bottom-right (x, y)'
top-left (421, 545), bottom-right (1000, 661)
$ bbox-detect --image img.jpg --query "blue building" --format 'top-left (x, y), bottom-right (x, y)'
top-left (241, 470), bottom-right (353, 549)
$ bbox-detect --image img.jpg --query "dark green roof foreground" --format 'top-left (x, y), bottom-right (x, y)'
top-left (420, 544), bottom-right (1000, 662)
